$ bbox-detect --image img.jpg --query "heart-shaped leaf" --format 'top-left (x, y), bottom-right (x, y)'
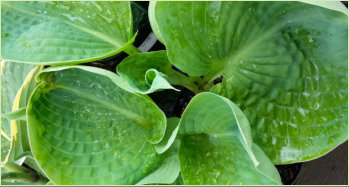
top-left (26, 66), bottom-right (167, 184)
top-left (1, 1), bottom-right (138, 65)
top-left (150, 1), bottom-right (348, 164)
top-left (178, 92), bottom-right (281, 185)
top-left (117, 51), bottom-right (198, 94)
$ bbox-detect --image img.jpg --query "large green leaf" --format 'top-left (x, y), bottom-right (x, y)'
top-left (1, 1), bottom-right (137, 65)
top-left (117, 51), bottom-right (198, 94)
top-left (178, 92), bottom-right (281, 185)
top-left (150, 1), bottom-right (348, 164)
top-left (26, 66), bottom-right (167, 184)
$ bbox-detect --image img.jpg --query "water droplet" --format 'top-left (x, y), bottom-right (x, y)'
top-left (248, 7), bottom-right (252, 11)
top-left (113, 150), bottom-right (119, 158)
top-left (104, 143), bottom-right (110, 149)
top-left (43, 10), bottom-right (48, 14)
top-left (1, 33), bottom-right (9, 38)
top-left (25, 43), bottom-right (31, 48)
top-left (99, 14), bottom-right (114, 24)
top-left (107, 9), bottom-right (112, 15)
top-left (63, 158), bottom-right (71, 166)
top-left (93, 2), bottom-right (103, 12)
top-left (57, 4), bottom-right (70, 11)
top-left (308, 37), bottom-right (314, 43)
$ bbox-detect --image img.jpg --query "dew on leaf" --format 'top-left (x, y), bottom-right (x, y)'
top-left (63, 158), bottom-right (71, 166)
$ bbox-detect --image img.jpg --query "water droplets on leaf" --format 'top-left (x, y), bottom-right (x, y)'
top-left (206, 152), bottom-right (211, 157)
top-left (93, 2), bottom-right (103, 12)
top-left (57, 4), bottom-right (71, 11)
top-left (63, 158), bottom-right (71, 166)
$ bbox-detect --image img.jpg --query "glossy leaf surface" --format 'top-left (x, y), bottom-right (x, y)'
top-left (2, 1), bottom-right (134, 65)
top-left (150, 1), bottom-right (348, 164)
top-left (178, 92), bottom-right (281, 185)
top-left (26, 66), bottom-right (167, 184)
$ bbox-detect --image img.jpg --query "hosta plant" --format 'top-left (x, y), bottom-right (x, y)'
top-left (1, 1), bottom-right (347, 185)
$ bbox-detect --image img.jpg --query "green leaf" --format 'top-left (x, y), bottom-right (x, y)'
top-left (136, 140), bottom-right (180, 185)
top-left (178, 92), bottom-right (281, 185)
top-left (26, 66), bottom-right (167, 184)
top-left (2, 107), bottom-right (26, 121)
top-left (1, 1), bottom-right (137, 65)
top-left (150, 1), bottom-right (348, 164)
top-left (117, 51), bottom-right (199, 93)
top-left (4, 66), bottom-right (42, 165)
top-left (1, 135), bottom-right (11, 162)
top-left (1, 61), bottom-right (35, 138)
top-left (117, 51), bottom-right (177, 94)
top-left (154, 117), bottom-right (180, 154)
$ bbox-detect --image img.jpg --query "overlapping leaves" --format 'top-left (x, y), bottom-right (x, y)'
top-left (149, 1), bottom-right (348, 164)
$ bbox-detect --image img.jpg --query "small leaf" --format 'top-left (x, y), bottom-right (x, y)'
top-left (178, 92), bottom-right (281, 185)
top-left (26, 66), bottom-right (167, 184)
top-left (2, 1), bottom-right (136, 65)
top-left (117, 51), bottom-right (186, 94)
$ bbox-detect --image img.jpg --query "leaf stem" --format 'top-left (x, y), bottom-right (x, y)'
top-left (167, 72), bottom-right (200, 93)
top-left (123, 44), bottom-right (142, 55)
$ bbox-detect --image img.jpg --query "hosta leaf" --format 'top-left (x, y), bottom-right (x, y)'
top-left (154, 117), bottom-right (180, 154)
top-left (150, 1), bottom-right (348, 164)
top-left (26, 66), bottom-right (167, 184)
top-left (137, 140), bottom-right (180, 185)
top-left (117, 51), bottom-right (197, 94)
top-left (1, 1), bottom-right (136, 65)
top-left (1, 136), bottom-right (11, 163)
top-left (4, 66), bottom-right (42, 164)
top-left (1, 61), bottom-right (35, 138)
top-left (178, 92), bottom-right (281, 185)
top-left (117, 51), bottom-right (177, 94)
